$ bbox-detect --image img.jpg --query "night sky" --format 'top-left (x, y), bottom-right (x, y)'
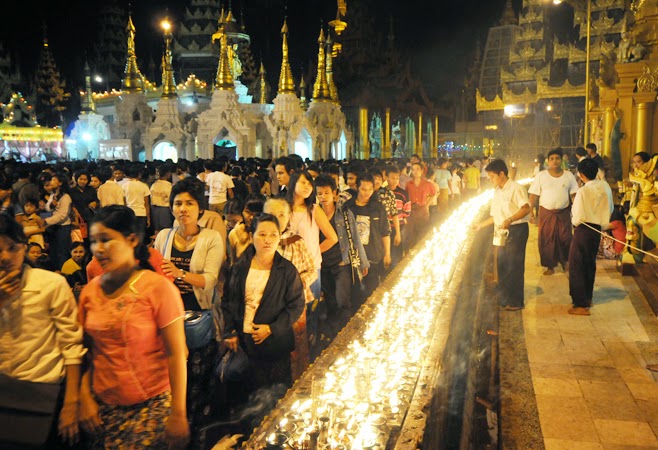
top-left (0, 0), bottom-right (522, 102)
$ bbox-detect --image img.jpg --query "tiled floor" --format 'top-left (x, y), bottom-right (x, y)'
top-left (521, 226), bottom-right (658, 448)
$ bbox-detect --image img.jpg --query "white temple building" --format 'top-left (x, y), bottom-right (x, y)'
top-left (74, 5), bottom-right (352, 162)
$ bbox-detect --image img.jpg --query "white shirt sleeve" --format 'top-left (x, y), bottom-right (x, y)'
top-left (528, 172), bottom-right (541, 196)
top-left (571, 190), bottom-right (585, 226)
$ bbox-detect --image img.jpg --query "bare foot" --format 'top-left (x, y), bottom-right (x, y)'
top-left (543, 268), bottom-right (555, 275)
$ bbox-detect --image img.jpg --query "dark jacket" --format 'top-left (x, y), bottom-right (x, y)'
top-left (222, 245), bottom-right (305, 360)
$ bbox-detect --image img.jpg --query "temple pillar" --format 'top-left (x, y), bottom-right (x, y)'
top-left (383, 108), bottom-right (391, 159)
top-left (633, 91), bottom-right (655, 154)
top-left (417, 112), bottom-right (423, 152)
top-left (433, 116), bottom-right (439, 158)
top-left (600, 87), bottom-right (616, 159)
top-left (359, 107), bottom-right (370, 159)
top-left (615, 62), bottom-right (646, 179)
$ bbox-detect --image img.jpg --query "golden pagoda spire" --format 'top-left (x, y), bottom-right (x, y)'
top-left (312, 27), bottom-right (331, 101)
top-left (278, 19), bottom-right (295, 94)
top-left (325, 34), bottom-right (339, 104)
top-left (122, 14), bottom-right (144, 93)
top-left (259, 62), bottom-right (267, 104)
top-left (213, 23), bottom-right (234, 90)
top-left (81, 61), bottom-right (96, 113)
top-left (161, 18), bottom-right (177, 98)
top-left (299, 76), bottom-right (308, 110)
top-left (218, 5), bottom-right (226, 24)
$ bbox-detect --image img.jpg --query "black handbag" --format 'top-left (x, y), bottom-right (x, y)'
top-left (215, 345), bottom-right (249, 383)
top-left (184, 310), bottom-right (215, 350)
top-left (0, 374), bottom-right (61, 446)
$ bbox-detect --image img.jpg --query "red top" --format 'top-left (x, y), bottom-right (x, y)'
top-left (405, 179), bottom-right (437, 207)
top-left (78, 270), bottom-right (184, 405)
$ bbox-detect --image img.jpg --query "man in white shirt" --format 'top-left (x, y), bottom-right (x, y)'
top-left (568, 158), bottom-right (613, 316)
top-left (150, 163), bottom-right (174, 233)
top-left (97, 169), bottom-right (125, 207)
top-left (205, 159), bottom-right (234, 213)
top-left (474, 159), bottom-right (531, 311)
top-left (529, 148), bottom-right (580, 275)
top-left (122, 165), bottom-right (151, 237)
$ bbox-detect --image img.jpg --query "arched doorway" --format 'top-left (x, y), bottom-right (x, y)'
top-left (294, 128), bottom-right (312, 161)
top-left (213, 127), bottom-right (238, 160)
top-left (153, 141), bottom-right (178, 162)
top-left (332, 130), bottom-right (347, 160)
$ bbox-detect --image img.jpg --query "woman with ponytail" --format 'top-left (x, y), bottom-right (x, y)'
top-left (77, 206), bottom-right (190, 449)
top-left (42, 173), bottom-right (73, 270)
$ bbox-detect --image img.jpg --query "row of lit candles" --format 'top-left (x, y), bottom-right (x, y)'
top-left (249, 184), bottom-right (522, 449)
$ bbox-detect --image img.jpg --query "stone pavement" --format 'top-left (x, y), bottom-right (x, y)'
top-left (501, 224), bottom-right (658, 449)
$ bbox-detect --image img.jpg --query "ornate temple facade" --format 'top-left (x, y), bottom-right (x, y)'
top-left (333, 0), bottom-right (444, 159)
top-left (78, 1), bottom-right (351, 162)
top-left (476, 0), bottom-right (625, 163)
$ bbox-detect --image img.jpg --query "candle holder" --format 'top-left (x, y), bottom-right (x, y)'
top-left (265, 431), bottom-right (289, 449)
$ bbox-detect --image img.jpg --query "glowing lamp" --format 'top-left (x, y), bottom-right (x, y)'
top-left (82, 132), bottom-right (92, 141)
top-left (94, 75), bottom-right (103, 83)
top-left (161, 19), bottom-right (171, 32)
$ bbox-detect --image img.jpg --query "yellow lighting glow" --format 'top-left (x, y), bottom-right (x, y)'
top-left (247, 180), bottom-right (533, 449)
top-left (161, 20), bottom-right (171, 32)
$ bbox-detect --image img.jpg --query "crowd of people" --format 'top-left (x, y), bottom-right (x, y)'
top-left (2, 143), bottom-right (651, 448)
top-left (0, 152), bottom-right (484, 449)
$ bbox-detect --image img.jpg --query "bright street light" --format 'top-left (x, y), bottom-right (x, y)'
top-left (94, 75), bottom-right (103, 83)
top-left (161, 19), bottom-right (171, 32)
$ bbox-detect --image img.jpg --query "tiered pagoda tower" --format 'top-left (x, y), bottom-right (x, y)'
top-left (175, 0), bottom-right (258, 92)
top-left (174, 0), bottom-right (222, 84)
top-left (93, 1), bottom-right (128, 90)
top-left (145, 20), bottom-right (189, 161)
top-left (264, 19), bottom-right (306, 156)
top-left (477, 0), bottom-right (625, 161)
top-left (113, 15), bottom-right (154, 158)
top-left (35, 36), bottom-right (70, 128)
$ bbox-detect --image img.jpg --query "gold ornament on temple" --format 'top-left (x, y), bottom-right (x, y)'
top-left (278, 19), bottom-right (295, 94)
top-left (312, 28), bottom-right (331, 101)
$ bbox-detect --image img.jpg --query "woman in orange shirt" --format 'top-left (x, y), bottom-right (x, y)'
top-left (77, 206), bottom-right (189, 449)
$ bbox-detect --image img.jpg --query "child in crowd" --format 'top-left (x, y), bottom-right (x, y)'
top-left (26, 242), bottom-right (54, 270)
top-left (61, 242), bottom-right (86, 275)
top-left (26, 242), bottom-right (44, 266)
top-left (16, 199), bottom-right (46, 248)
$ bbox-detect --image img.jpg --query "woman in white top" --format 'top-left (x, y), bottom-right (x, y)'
top-left (152, 177), bottom-right (223, 442)
top-left (0, 214), bottom-right (85, 448)
top-left (154, 178), bottom-right (223, 312)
